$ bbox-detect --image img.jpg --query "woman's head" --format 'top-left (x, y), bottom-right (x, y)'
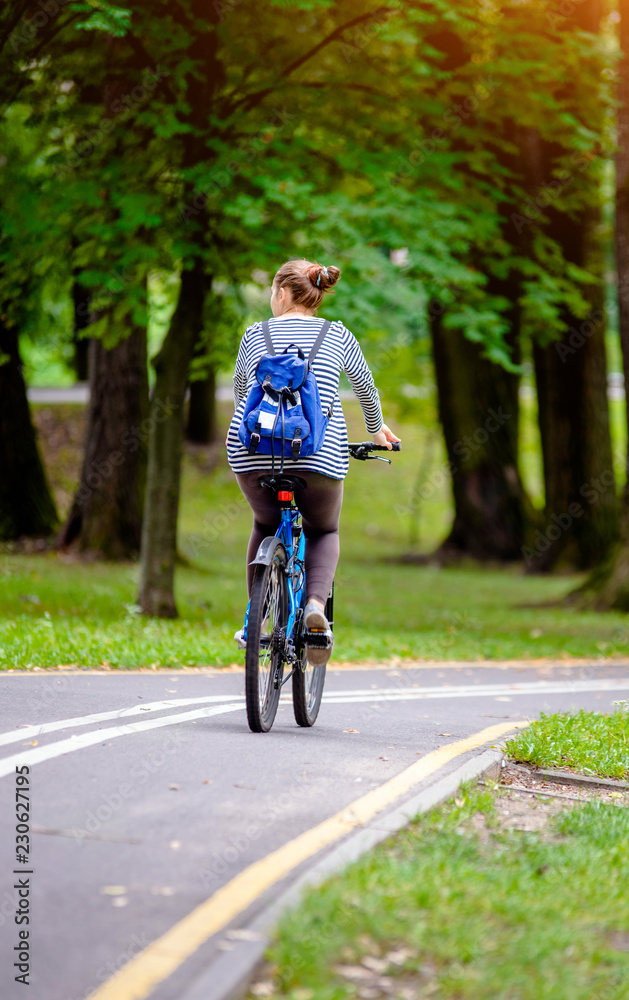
top-left (270, 258), bottom-right (341, 315)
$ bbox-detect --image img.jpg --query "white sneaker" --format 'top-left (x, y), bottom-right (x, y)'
top-left (303, 601), bottom-right (333, 667)
top-left (233, 628), bottom-right (246, 649)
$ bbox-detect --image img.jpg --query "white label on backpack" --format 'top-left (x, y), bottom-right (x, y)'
top-left (259, 396), bottom-right (279, 430)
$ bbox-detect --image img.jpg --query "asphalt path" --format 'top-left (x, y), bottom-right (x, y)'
top-left (1, 661), bottom-right (629, 1000)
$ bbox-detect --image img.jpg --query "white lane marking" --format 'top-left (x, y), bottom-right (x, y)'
top-left (321, 678), bottom-right (629, 703)
top-left (2, 678), bottom-right (628, 753)
top-left (0, 695), bottom-right (245, 748)
top-left (0, 703), bottom-right (243, 779)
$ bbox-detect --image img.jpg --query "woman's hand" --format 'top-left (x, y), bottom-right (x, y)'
top-left (373, 423), bottom-right (401, 451)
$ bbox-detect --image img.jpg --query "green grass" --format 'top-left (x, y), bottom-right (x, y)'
top-left (505, 707), bottom-right (629, 779)
top-left (260, 787), bottom-right (629, 1000)
top-left (3, 401), bottom-right (629, 668)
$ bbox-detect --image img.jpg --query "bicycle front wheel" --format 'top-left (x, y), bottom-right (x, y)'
top-left (245, 543), bottom-right (288, 733)
top-left (292, 587), bottom-right (333, 728)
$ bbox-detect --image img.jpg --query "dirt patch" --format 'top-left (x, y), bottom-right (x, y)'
top-left (474, 763), bottom-right (629, 838)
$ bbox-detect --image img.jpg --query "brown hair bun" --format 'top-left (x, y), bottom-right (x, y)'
top-left (274, 259), bottom-right (342, 310)
top-left (305, 263), bottom-right (341, 291)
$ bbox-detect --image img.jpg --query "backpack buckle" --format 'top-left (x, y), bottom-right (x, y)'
top-left (291, 428), bottom-right (302, 461)
top-left (249, 422), bottom-right (261, 455)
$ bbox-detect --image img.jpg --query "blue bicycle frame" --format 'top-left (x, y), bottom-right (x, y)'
top-left (242, 504), bottom-right (306, 652)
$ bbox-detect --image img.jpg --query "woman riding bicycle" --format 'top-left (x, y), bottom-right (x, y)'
top-left (226, 258), bottom-right (400, 666)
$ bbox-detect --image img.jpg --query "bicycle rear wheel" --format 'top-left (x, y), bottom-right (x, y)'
top-left (245, 543), bottom-right (287, 733)
top-left (292, 587), bottom-right (333, 728)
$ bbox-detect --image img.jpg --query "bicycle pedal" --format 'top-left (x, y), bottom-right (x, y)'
top-left (303, 629), bottom-right (333, 649)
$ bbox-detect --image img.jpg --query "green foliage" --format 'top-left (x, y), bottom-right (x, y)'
top-left (1, 0), bottom-right (615, 378)
top-left (3, 403), bottom-right (629, 668)
top-left (71, 2), bottom-right (131, 36)
top-left (505, 707), bottom-right (629, 780)
top-left (264, 786), bottom-right (629, 1000)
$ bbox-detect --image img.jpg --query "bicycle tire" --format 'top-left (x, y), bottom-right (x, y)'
top-left (245, 542), bottom-right (287, 733)
top-left (292, 586), bottom-right (333, 728)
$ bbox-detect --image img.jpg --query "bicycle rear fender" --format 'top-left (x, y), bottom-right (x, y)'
top-left (249, 536), bottom-right (287, 568)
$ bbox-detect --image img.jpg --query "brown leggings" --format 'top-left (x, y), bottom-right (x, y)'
top-left (236, 471), bottom-right (343, 604)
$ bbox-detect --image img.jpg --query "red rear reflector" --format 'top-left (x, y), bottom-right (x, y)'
top-left (278, 491), bottom-right (293, 502)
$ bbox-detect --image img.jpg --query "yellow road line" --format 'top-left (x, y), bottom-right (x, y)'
top-left (86, 720), bottom-right (529, 1000)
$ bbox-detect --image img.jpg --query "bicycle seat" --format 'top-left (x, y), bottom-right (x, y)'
top-left (258, 475), bottom-right (307, 493)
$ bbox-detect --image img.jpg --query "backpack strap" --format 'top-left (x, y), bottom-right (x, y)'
top-left (308, 319), bottom-right (332, 364)
top-left (260, 320), bottom-right (275, 356)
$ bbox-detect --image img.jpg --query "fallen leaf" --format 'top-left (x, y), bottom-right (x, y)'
top-left (169, 784), bottom-right (180, 791)
top-left (112, 897), bottom-right (128, 908)
top-left (384, 947), bottom-right (415, 965)
top-left (333, 965), bottom-right (374, 982)
top-left (438, 733), bottom-right (452, 737)
top-left (169, 840), bottom-right (181, 850)
top-left (379, 756), bottom-right (389, 761)
top-left (101, 886), bottom-right (127, 895)
top-left (250, 982), bottom-right (274, 997)
top-left (226, 929), bottom-right (264, 942)
top-left (361, 956), bottom-right (389, 973)
top-left (344, 728), bottom-right (360, 733)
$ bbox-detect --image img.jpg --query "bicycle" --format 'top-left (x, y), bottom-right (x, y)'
top-left (241, 441), bottom-right (401, 733)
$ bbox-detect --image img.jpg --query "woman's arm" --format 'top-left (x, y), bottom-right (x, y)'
top-left (342, 325), bottom-right (384, 434)
top-left (342, 326), bottom-right (400, 448)
top-left (232, 331), bottom-right (249, 409)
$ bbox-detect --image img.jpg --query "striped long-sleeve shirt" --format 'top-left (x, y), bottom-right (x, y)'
top-left (226, 316), bottom-right (384, 480)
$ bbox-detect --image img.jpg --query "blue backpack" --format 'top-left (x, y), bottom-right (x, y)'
top-left (238, 319), bottom-right (333, 466)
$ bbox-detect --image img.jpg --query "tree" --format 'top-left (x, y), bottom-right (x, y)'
top-left (508, 1), bottom-right (618, 571)
top-left (577, 0), bottom-right (629, 608)
top-left (0, 314), bottom-right (58, 540)
top-left (57, 322), bottom-right (148, 558)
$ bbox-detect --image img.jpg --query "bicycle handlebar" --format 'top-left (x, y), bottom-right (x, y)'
top-left (348, 441), bottom-right (401, 462)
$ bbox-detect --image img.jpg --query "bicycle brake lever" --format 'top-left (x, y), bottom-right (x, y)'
top-left (368, 455), bottom-right (392, 464)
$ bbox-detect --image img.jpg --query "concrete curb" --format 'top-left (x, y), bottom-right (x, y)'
top-left (180, 748), bottom-right (502, 1000)
top-left (510, 762), bottom-right (629, 792)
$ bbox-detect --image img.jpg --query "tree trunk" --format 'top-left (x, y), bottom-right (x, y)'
top-left (513, 0), bottom-right (619, 572)
top-left (528, 174), bottom-right (617, 568)
top-left (138, 262), bottom-right (211, 617)
top-left (71, 273), bottom-right (91, 383)
top-left (0, 319), bottom-right (58, 539)
top-left (576, 0), bottom-right (629, 607)
top-left (57, 322), bottom-right (149, 559)
top-left (531, 293), bottom-right (617, 571)
top-left (186, 368), bottom-right (218, 444)
top-left (429, 301), bottom-right (530, 561)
